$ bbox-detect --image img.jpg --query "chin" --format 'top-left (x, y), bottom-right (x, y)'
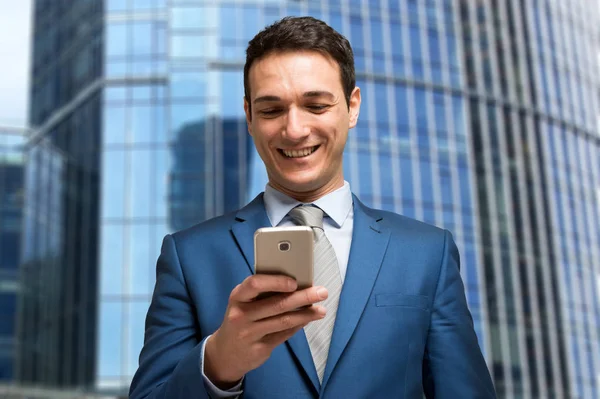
top-left (275, 173), bottom-right (323, 192)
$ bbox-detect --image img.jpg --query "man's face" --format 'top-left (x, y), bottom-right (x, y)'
top-left (244, 51), bottom-right (361, 200)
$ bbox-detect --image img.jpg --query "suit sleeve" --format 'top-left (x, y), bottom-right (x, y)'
top-left (129, 234), bottom-right (211, 399)
top-left (422, 230), bottom-right (497, 398)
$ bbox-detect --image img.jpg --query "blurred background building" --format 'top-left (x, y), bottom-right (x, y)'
top-left (0, 127), bottom-right (26, 382)
top-left (1, 0), bottom-right (598, 398)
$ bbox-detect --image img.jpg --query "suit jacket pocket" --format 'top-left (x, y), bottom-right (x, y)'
top-left (375, 293), bottom-right (429, 310)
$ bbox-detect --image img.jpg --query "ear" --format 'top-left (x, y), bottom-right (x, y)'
top-left (348, 87), bottom-right (361, 129)
top-left (244, 97), bottom-right (253, 135)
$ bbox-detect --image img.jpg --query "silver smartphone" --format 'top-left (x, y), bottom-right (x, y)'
top-left (254, 226), bottom-right (314, 290)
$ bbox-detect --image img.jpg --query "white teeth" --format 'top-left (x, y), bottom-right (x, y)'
top-left (283, 146), bottom-right (317, 158)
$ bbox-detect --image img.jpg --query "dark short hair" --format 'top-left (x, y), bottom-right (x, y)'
top-left (244, 16), bottom-right (355, 114)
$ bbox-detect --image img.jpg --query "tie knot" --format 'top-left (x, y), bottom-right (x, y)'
top-left (288, 205), bottom-right (324, 229)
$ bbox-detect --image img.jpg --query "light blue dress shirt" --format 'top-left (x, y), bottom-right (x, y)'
top-left (200, 182), bottom-right (354, 397)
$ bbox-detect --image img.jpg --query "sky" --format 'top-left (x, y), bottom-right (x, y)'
top-left (0, 0), bottom-right (32, 128)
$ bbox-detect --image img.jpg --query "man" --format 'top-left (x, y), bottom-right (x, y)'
top-left (129, 16), bottom-right (496, 398)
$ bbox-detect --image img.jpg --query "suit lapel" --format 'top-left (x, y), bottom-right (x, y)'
top-left (231, 194), bottom-right (270, 276)
top-left (321, 196), bottom-right (390, 389)
top-left (230, 194), bottom-right (320, 393)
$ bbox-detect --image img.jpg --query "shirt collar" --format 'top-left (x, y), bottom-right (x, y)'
top-left (264, 181), bottom-right (353, 228)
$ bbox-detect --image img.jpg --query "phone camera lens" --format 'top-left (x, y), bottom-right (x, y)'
top-left (278, 242), bottom-right (290, 252)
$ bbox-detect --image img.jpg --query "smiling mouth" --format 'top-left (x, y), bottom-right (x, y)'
top-left (279, 145), bottom-right (320, 158)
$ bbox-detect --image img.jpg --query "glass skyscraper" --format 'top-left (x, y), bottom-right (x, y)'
top-left (0, 127), bottom-right (25, 382)
top-left (16, 0), bottom-right (599, 398)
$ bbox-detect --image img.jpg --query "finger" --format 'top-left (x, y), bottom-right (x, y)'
top-left (253, 306), bottom-right (326, 338)
top-left (247, 286), bottom-right (328, 321)
top-left (231, 274), bottom-right (298, 303)
top-left (261, 324), bottom-right (306, 348)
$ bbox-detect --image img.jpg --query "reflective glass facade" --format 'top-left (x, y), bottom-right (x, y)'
top-left (17, 0), bottom-right (103, 389)
top-left (0, 127), bottom-right (25, 381)
top-left (459, 0), bottom-right (600, 397)
top-left (18, 0), bottom-right (599, 397)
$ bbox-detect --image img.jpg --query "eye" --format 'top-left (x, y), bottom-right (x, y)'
top-left (306, 104), bottom-right (330, 113)
top-left (259, 108), bottom-right (283, 117)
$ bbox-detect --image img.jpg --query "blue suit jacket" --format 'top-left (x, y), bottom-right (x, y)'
top-left (129, 194), bottom-right (496, 398)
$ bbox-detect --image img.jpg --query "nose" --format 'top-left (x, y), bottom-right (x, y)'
top-left (282, 106), bottom-right (310, 142)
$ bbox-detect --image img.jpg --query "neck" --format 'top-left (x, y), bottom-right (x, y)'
top-left (268, 178), bottom-right (344, 203)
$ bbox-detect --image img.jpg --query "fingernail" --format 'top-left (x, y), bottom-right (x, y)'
top-left (317, 306), bottom-right (327, 316)
top-left (317, 287), bottom-right (328, 300)
top-left (288, 279), bottom-right (298, 290)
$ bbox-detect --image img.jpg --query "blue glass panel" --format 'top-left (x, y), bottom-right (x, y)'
top-left (171, 71), bottom-right (207, 99)
top-left (395, 84), bottom-right (409, 128)
top-left (354, 118), bottom-right (370, 142)
top-left (390, 22), bottom-right (404, 75)
top-left (156, 22), bottom-right (167, 55)
top-left (441, 209), bottom-right (454, 229)
top-left (132, 0), bottom-right (156, 10)
top-left (374, 83), bottom-right (389, 124)
top-left (349, 15), bottom-right (365, 51)
top-left (105, 61), bottom-right (128, 78)
top-left (154, 149), bottom-right (172, 219)
top-left (242, 7), bottom-right (261, 42)
top-left (171, 35), bottom-right (205, 58)
top-left (100, 223), bottom-right (124, 297)
top-left (433, 92), bottom-right (447, 134)
top-left (221, 71), bottom-right (244, 119)
top-left (129, 224), bottom-right (153, 295)
top-left (458, 164), bottom-right (472, 211)
top-left (423, 206), bottom-right (435, 225)
top-left (129, 149), bottom-right (153, 218)
top-left (428, 29), bottom-right (443, 84)
top-left (407, 0), bottom-right (419, 23)
top-left (106, 0), bottom-right (127, 12)
top-left (131, 86), bottom-right (152, 103)
top-left (220, 6), bottom-right (238, 41)
top-left (400, 154), bottom-right (414, 201)
top-left (171, 102), bottom-right (206, 131)
top-left (264, 6), bottom-right (282, 26)
top-left (105, 22), bottom-right (127, 58)
top-left (420, 157), bottom-right (434, 203)
top-left (0, 294), bottom-right (16, 335)
top-left (172, 7), bottom-right (216, 30)
top-left (446, 33), bottom-right (460, 87)
top-left (378, 152), bottom-right (394, 200)
top-left (103, 105), bottom-right (127, 145)
top-left (370, 18), bottom-right (385, 62)
top-left (414, 88), bottom-right (428, 127)
top-left (101, 149), bottom-right (126, 219)
top-left (409, 25), bottom-right (422, 62)
top-left (131, 60), bottom-right (156, 76)
top-left (154, 104), bottom-right (167, 143)
top-left (104, 86), bottom-right (127, 103)
top-left (329, 11), bottom-right (343, 34)
top-left (131, 22), bottom-right (153, 56)
top-left (452, 95), bottom-right (466, 150)
top-left (98, 301), bottom-right (122, 377)
top-left (131, 105), bottom-right (153, 143)
top-left (357, 150), bottom-right (373, 197)
top-left (128, 301), bottom-right (151, 375)
top-left (438, 162), bottom-right (453, 206)
top-left (355, 50), bottom-right (366, 73)
top-left (428, 28), bottom-right (442, 64)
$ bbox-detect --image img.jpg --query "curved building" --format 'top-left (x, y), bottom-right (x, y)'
top-left (458, 0), bottom-right (600, 397)
top-left (16, 0), bottom-right (599, 398)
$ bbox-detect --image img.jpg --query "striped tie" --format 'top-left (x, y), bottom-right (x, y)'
top-left (288, 205), bottom-right (342, 383)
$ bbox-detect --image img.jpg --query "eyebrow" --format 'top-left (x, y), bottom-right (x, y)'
top-left (253, 91), bottom-right (336, 104)
top-left (303, 91), bottom-right (335, 100)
